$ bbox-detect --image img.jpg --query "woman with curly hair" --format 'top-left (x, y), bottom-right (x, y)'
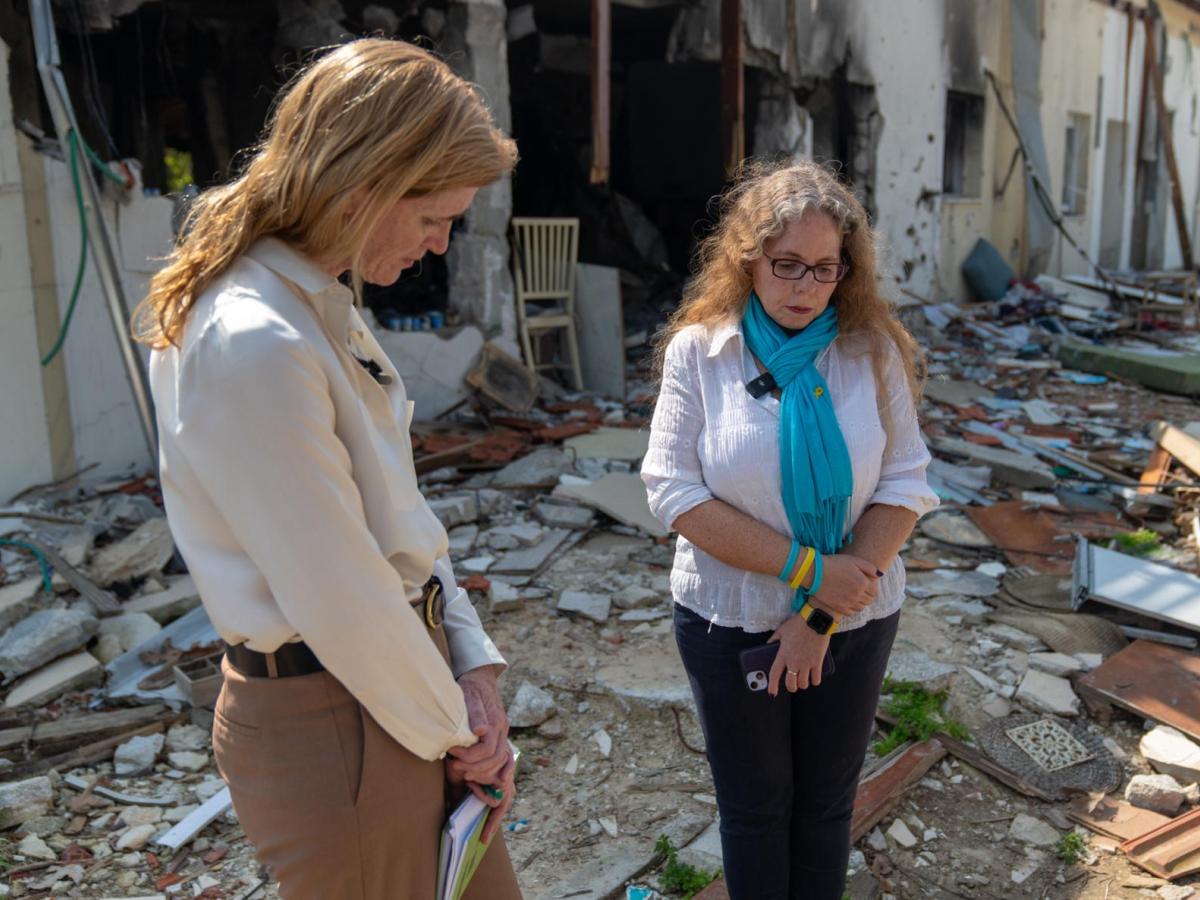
top-left (136, 40), bottom-right (522, 898)
top-left (641, 159), bottom-right (939, 899)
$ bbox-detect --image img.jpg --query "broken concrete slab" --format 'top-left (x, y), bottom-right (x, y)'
top-left (918, 510), bottom-right (994, 549)
top-left (1008, 813), bottom-right (1060, 847)
top-left (677, 818), bottom-right (723, 873)
top-left (123, 575), bottom-right (202, 625)
top-left (930, 437), bottom-right (1057, 489)
top-left (1141, 726), bottom-right (1200, 785)
top-left (593, 642), bottom-right (692, 707)
top-left (114, 732), bottom-right (166, 776)
top-left (1015, 670), bottom-right (1080, 717)
top-left (962, 666), bottom-right (1015, 698)
top-left (89, 517), bottom-right (175, 586)
top-left (1126, 773), bottom-right (1187, 816)
top-left (886, 818), bottom-right (918, 848)
top-left (556, 472), bottom-right (668, 537)
top-left (885, 650), bottom-right (957, 693)
top-left (1029, 652), bottom-right (1086, 677)
top-left (485, 522), bottom-right (543, 548)
top-left (374, 324), bottom-right (485, 419)
top-left (0, 775), bottom-right (53, 828)
top-left (98, 612), bottom-right (162, 653)
top-left (563, 427), bottom-right (650, 461)
top-left (907, 570), bottom-right (999, 599)
top-left (427, 493), bottom-right (479, 529)
top-left (926, 597), bottom-right (993, 624)
top-left (492, 528), bottom-right (571, 575)
top-left (0, 606), bottom-right (99, 680)
top-left (532, 501), bottom-right (595, 531)
top-left (557, 590), bottom-right (611, 624)
top-left (4, 650), bottom-right (103, 708)
top-left (492, 448), bottom-right (576, 489)
top-left (507, 682), bottom-right (557, 728)
top-left (983, 623), bottom-right (1047, 653)
top-left (0, 576), bottom-right (44, 632)
top-left (488, 581), bottom-right (523, 613)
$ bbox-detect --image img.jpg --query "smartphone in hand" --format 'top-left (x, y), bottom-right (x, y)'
top-left (739, 642), bottom-right (835, 692)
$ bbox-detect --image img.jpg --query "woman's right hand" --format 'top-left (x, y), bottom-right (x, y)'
top-left (809, 554), bottom-right (880, 617)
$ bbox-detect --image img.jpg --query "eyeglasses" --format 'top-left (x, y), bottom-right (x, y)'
top-left (766, 256), bottom-right (850, 283)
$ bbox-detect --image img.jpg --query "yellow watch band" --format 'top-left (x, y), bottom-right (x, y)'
top-left (789, 546), bottom-right (816, 591)
top-left (799, 601), bottom-right (839, 634)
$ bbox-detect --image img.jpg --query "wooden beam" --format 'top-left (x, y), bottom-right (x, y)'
top-left (1143, 22), bottom-right (1194, 270)
top-left (720, 0), bottom-right (744, 176)
top-left (589, 0), bottom-right (611, 185)
top-left (1150, 420), bottom-right (1200, 478)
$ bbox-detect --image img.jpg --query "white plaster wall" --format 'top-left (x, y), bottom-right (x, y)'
top-left (1088, 8), bottom-right (1144, 270)
top-left (1160, 27), bottom-right (1200, 270)
top-left (1040, 0), bottom-right (1106, 277)
top-left (42, 158), bottom-right (174, 479)
top-left (859, 0), bottom-right (947, 299)
top-left (0, 42), bottom-right (53, 502)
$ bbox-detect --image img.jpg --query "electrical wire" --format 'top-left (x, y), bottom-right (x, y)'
top-left (40, 130), bottom-right (89, 367)
top-left (0, 539), bottom-right (54, 595)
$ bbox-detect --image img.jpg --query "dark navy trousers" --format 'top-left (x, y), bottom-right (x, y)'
top-left (674, 604), bottom-right (900, 900)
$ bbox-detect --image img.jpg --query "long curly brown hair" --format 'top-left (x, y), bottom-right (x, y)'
top-left (654, 158), bottom-right (924, 408)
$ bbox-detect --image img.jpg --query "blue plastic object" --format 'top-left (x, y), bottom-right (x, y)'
top-left (961, 238), bottom-right (1014, 301)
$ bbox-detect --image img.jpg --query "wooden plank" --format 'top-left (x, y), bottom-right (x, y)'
top-left (1139, 444), bottom-right (1173, 494)
top-left (851, 739), bottom-right (945, 841)
top-left (156, 786), bottom-right (233, 851)
top-left (720, 0), bottom-right (744, 174)
top-left (1078, 640), bottom-right (1200, 743)
top-left (4, 718), bottom-right (179, 780)
top-left (22, 538), bottom-right (119, 614)
top-left (1150, 420), bottom-right (1200, 479)
top-left (589, 0), bottom-right (611, 185)
top-left (0, 704), bottom-right (167, 755)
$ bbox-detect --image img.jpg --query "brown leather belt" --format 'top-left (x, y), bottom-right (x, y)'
top-left (224, 577), bottom-right (446, 679)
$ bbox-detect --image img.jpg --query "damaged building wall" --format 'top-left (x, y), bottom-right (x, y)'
top-left (1040, 0), bottom-right (1108, 278)
top-left (442, 0), bottom-right (517, 341)
top-left (1159, 22), bottom-right (1200, 271)
top-left (0, 38), bottom-right (54, 502)
top-left (41, 158), bottom-right (174, 479)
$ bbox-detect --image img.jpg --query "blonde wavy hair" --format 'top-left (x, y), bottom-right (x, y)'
top-left (655, 158), bottom-right (923, 407)
top-left (133, 38), bottom-right (518, 348)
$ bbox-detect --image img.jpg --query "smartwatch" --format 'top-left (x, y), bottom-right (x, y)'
top-left (799, 602), bottom-right (838, 636)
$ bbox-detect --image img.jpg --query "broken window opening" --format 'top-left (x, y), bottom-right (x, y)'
top-left (796, 69), bottom-right (879, 219)
top-left (1062, 112), bottom-right (1091, 217)
top-left (943, 89), bottom-right (984, 199)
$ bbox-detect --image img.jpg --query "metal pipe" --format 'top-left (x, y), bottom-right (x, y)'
top-left (29, 0), bottom-right (157, 461)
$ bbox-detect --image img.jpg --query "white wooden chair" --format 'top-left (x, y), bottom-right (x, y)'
top-left (510, 217), bottom-right (584, 390)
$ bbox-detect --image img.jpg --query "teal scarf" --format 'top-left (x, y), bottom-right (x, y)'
top-left (741, 293), bottom-right (853, 581)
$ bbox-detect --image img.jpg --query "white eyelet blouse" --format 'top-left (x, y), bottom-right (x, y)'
top-left (640, 319), bottom-right (940, 634)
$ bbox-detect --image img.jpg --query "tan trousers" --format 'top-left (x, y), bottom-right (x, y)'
top-left (212, 630), bottom-right (523, 899)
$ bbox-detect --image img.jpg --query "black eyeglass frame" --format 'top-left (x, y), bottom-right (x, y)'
top-left (765, 255), bottom-right (850, 283)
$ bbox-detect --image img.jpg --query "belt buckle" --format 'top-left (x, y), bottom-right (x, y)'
top-left (424, 580), bottom-right (445, 629)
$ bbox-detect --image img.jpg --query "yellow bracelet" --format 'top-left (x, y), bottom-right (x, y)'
top-left (788, 546), bottom-right (816, 590)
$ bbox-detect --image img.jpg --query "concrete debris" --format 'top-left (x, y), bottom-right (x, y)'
top-left (17, 832), bottom-right (57, 860)
top-left (556, 473), bottom-right (668, 537)
top-left (532, 501), bottom-right (595, 531)
top-left (0, 606), bottom-right (99, 681)
top-left (507, 681), bottom-right (557, 728)
top-left (1125, 773), bottom-right (1188, 816)
top-left (168, 750), bottom-right (210, 772)
top-left (557, 590), bottom-right (612, 624)
top-left (1015, 670), bottom-right (1080, 717)
top-left (97, 612), bottom-right (162, 653)
top-left (114, 733), bottom-right (166, 776)
top-left (0, 576), bottom-right (44, 632)
top-left (123, 574), bottom-right (202, 623)
top-left (1028, 652), bottom-right (1085, 677)
top-left (592, 728), bottom-right (613, 758)
top-left (427, 493), bottom-right (479, 529)
top-left (886, 818), bottom-right (918, 848)
top-left (4, 650), bottom-right (103, 708)
top-left (866, 827), bottom-right (887, 852)
top-left (115, 822), bottom-right (158, 850)
top-left (447, 524), bottom-right (479, 556)
top-left (1141, 727), bottom-right (1200, 786)
top-left (488, 581), bottom-right (523, 613)
top-left (907, 570), bottom-right (999, 598)
top-left (885, 650), bottom-right (957, 693)
top-left (1007, 813), bottom-right (1059, 847)
top-left (88, 517), bottom-right (175, 586)
top-left (0, 775), bottom-right (53, 828)
top-left (1158, 887), bottom-right (1196, 900)
top-left (492, 448), bottom-right (576, 489)
top-left (983, 623), bottom-right (1047, 653)
top-left (165, 723), bottom-right (209, 753)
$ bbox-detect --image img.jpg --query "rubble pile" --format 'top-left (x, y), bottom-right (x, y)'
top-left (1, 281), bottom-right (1200, 897)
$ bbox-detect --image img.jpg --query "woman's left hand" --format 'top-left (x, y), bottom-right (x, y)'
top-left (447, 666), bottom-right (510, 784)
top-left (765, 611), bottom-right (832, 697)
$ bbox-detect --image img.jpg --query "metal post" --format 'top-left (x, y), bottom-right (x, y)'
top-left (590, 0), bottom-right (611, 185)
top-left (720, 0), bottom-right (744, 177)
top-left (29, 0), bottom-right (157, 460)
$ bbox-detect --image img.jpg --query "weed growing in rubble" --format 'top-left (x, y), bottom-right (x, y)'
top-left (1109, 528), bottom-right (1163, 558)
top-left (654, 835), bottom-right (721, 898)
top-left (874, 678), bottom-right (968, 756)
top-left (1055, 830), bottom-right (1087, 864)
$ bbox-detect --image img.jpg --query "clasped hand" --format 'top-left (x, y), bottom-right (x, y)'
top-left (445, 667), bottom-right (514, 844)
top-left (808, 553), bottom-right (880, 617)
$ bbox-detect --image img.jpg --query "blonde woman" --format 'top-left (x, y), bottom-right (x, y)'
top-left (641, 159), bottom-right (938, 899)
top-left (135, 40), bottom-right (522, 898)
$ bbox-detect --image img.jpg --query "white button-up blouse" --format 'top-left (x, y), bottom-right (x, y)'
top-left (640, 319), bottom-right (939, 634)
top-left (151, 238), bottom-right (505, 761)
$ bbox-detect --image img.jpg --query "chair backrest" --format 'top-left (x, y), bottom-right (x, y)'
top-left (511, 217), bottom-right (580, 304)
